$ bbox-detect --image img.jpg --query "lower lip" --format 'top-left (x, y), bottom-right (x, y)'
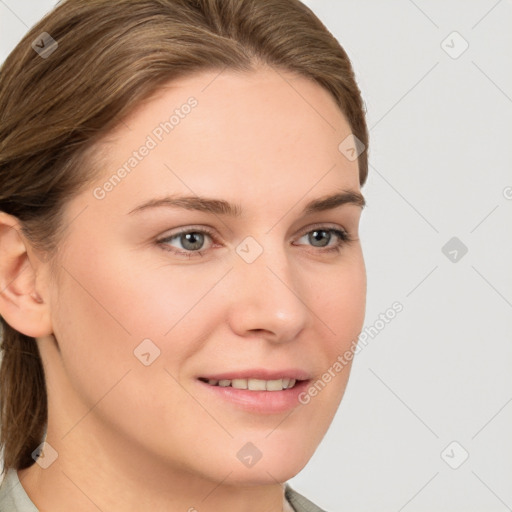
top-left (196, 379), bottom-right (311, 414)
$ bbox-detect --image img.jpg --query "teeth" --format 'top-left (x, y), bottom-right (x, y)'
top-left (231, 379), bottom-right (248, 389)
top-left (248, 378), bottom-right (267, 391)
top-left (204, 377), bottom-right (298, 391)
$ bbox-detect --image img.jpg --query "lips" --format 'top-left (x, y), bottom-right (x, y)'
top-left (197, 368), bottom-right (311, 382)
top-left (196, 371), bottom-right (312, 414)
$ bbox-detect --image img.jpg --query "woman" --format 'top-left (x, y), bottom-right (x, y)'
top-left (0, 0), bottom-right (369, 510)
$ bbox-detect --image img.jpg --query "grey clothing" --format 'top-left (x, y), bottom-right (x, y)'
top-left (0, 468), bottom-right (326, 511)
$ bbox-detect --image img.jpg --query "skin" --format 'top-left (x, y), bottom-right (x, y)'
top-left (1, 64), bottom-right (366, 512)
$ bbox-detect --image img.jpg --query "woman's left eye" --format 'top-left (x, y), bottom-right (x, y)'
top-left (295, 227), bottom-right (351, 253)
top-left (157, 226), bottom-right (352, 258)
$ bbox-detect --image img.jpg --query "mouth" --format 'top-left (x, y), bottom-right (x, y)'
top-left (195, 370), bottom-right (312, 414)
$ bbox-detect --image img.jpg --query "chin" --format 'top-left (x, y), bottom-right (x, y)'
top-left (216, 434), bottom-right (317, 485)
top-left (221, 459), bottom-right (309, 487)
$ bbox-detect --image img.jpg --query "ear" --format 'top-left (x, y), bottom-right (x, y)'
top-left (0, 211), bottom-right (53, 338)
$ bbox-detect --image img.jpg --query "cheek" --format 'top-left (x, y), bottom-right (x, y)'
top-left (305, 251), bottom-right (366, 404)
top-left (56, 237), bottom-right (203, 337)
top-left (50, 246), bottom-right (210, 449)
top-left (51, 241), bottom-right (227, 392)
top-left (50, 260), bottom-right (135, 416)
top-left (309, 251), bottom-right (366, 349)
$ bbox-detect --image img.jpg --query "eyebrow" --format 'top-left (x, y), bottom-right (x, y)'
top-left (128, 189), bottom-right (366, 217)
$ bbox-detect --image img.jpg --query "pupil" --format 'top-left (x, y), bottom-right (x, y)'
top-left (182, 232), bottom-right (204, 250)
top-left (310, 230), bottom-right (330, 247)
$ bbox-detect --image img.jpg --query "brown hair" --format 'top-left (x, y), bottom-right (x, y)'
top-left (0, 0), bottom-right (369, 472)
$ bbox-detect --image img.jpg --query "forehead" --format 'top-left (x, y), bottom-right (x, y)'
top-left (76, 66), bottom-right (361, 221)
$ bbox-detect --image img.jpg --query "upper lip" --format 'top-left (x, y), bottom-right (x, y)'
top-left (198, 368), bottom-right (312, 381)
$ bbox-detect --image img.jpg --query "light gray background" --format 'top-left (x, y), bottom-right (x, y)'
top-left (1, 1), bottom-right (511, 511)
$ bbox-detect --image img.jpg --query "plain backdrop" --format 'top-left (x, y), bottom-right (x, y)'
top-left (1, 1), bottom-right (511, 511)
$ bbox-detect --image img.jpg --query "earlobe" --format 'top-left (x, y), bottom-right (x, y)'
top-left (0, 212), bottom-right (53, 338)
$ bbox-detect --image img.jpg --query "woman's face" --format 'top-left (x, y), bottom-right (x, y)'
top-left (42, 65), bottom-right (366, 484)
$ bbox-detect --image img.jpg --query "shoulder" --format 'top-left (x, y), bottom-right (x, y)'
top-left (0, 468), bottom-right (39, 512)
top-left (284, 483), bottom-right (327, 512)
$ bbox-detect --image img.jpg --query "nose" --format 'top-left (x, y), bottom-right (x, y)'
top-left (225, 239), bottom-right (310, 343)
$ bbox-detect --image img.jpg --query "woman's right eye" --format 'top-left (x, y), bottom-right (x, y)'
top-left (157, 228), bottom-right (216, 258)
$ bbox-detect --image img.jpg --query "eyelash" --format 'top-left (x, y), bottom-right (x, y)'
top-left (157, 225), bottom-right (354, 259)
